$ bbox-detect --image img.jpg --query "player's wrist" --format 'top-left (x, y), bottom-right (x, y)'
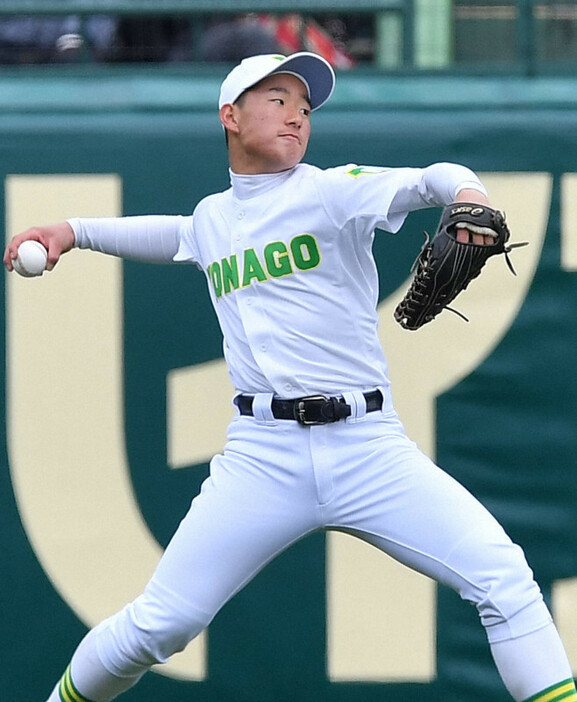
top-left (454, 188), bottom-right (490, 206)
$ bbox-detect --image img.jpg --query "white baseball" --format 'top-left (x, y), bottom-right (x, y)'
top-left (13, 240), bottom-right (48, 277)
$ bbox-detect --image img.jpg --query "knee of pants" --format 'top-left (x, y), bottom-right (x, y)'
top-left (96, 585), bottom-right (213, 677)
top-left (462, 542), bottom-right (552, 644)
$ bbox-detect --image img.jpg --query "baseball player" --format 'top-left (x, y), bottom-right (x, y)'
top-left (5, 52), bottom-right (576, 702)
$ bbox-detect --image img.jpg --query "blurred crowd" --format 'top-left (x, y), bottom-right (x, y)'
top-left (1, 7), bottom-right (574, 70)
top-left (0, 13), bottom-right (371, 68)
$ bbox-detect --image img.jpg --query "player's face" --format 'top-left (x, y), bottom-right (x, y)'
top-left (223, 73), bottom-right (312, 174)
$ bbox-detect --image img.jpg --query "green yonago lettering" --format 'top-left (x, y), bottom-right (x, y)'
top-left (264, 241), bottom-right (292, 278)
top-left (221, 254), bottom-right (239, 294)
top-left (208, 262), bottom-right (223, 298)
top-left (291, 234), bottom-right (321, 271)
top-left (242, 248), bottom-right (268, 287)
top-left (346, 166), bottom-right (389, 177)
top-left (208, 234), bottom-right (321, 297)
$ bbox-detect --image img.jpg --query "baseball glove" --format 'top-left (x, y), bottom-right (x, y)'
top-left (394, 202), bottom-right (524, 330)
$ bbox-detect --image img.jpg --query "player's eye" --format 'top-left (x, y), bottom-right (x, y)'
top-left (301, 107), bottom-right (311, 117)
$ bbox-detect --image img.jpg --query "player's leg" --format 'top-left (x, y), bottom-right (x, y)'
top-left (324, 410), bottom-right (575, 702)
top-left (490, 625), bottom-right (575, 702)
top-left (45, 416), bottom-right (320, 702)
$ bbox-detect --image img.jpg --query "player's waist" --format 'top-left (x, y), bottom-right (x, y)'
top-left (234, 389), bottom-right (383, 426)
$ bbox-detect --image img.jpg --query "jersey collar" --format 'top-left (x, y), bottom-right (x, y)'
top-left (230, 167), bottom-right (297, 201)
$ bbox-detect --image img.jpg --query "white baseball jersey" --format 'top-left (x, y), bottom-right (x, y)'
top-left (72, 161), bottom-right (487, 397)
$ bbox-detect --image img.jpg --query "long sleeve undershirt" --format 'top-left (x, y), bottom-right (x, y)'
top-left (68, 215), bottom-right (186, 264)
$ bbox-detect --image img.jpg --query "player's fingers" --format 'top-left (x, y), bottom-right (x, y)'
top-left (3, 250), bottom-right (14, 270)
top-left (455, 230), bottom-right (496, 246)
top-left (3, 244), bottom-right (14, 269)
top-left (45, 242), bottom-right (63, 271)
top-left (3, 231), bottom-right (40, 269)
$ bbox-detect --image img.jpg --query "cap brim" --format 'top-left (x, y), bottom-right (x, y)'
top-left (270, 52), bottom-right (335, 111)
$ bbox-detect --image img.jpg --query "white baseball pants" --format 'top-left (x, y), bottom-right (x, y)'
top-left (57, 390), bottom-right (562, 701)
top-left (96, 390), bottom-right (550, 671)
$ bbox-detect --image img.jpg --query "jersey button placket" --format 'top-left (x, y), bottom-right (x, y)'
top-left (232, 205), bottom-right (274, 384)
top-left (233, 203), bottom-right (245, 242)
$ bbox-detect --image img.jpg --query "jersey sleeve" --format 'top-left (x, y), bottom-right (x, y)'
top-left (173, 215), bottom-right (201, 264)
top-left (315, 162), bottom-right (488, 235)
top-left (69, 215), bottom-right (188, 263)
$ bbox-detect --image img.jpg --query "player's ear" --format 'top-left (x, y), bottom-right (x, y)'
top-left (219, 104), bottom-right (240, 134)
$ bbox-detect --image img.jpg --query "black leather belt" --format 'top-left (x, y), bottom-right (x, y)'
top-left (234, 390), bottom-right (382, 426)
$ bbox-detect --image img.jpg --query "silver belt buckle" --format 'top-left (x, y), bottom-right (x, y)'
top-left (295, 395), bottom-right (330, 425)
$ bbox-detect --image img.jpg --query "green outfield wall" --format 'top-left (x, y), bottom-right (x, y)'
top-left (2, 70), bottom-right (577, 702)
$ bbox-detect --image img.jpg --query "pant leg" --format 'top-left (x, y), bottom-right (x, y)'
top-left (66, 416), bottom-right (322, 690)
top-left (321, 409), bottom-right (551, 643)
top-left (313, 407), bottom-right (574, 701)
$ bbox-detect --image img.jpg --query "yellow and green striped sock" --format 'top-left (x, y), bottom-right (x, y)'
top-left (525, 678), bottom-right (577, 702)
top-left (58, 665), bottom-right (94, 702)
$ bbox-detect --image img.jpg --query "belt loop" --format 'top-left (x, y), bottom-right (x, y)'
top-left (251, 393), bottom-right (277, 425)
top-left (377, 385), bottom-right (391, 414)
top-left (341, 390), bottom-right (367, 422)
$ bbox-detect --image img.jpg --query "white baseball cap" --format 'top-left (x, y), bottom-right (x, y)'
top-left (218, 52), bottom-right (336, 112)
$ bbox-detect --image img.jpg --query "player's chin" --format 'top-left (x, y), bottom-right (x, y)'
top-left (277, 145), bottom-right (308, 170)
